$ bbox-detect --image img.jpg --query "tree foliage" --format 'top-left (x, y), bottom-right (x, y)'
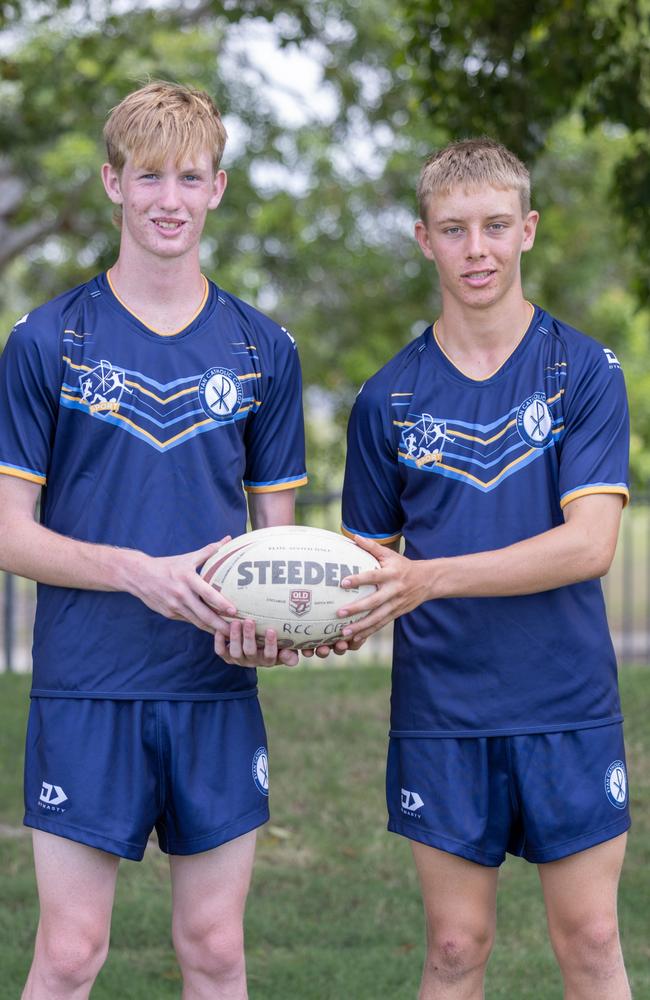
top-left (1, 0), bottom-right (649, 486)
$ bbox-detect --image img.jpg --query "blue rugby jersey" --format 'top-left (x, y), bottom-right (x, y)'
top-left (342, 306), bottom-right (629, 736)
top-left (0, 272), bottom-right (307, 698)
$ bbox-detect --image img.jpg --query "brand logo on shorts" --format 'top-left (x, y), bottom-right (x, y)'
top-left (604, 760), bottom-right (627, 809)
top-left (252, 747), bottom-right (269, 796)
top-left (38, 782), bottom-right (68, 813)
top-left (198, 367), bottom-right (243, 420)
top-left (401, 788), bottom-right (424, 815)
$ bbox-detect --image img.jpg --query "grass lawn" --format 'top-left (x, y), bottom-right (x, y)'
top-left (1, 665), bottom-right (648, 998)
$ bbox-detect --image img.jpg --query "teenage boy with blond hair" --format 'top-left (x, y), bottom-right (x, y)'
top-left (0, 81), bottom-right (308, 998)
top-left (340, 138), bottom-right (631, 999)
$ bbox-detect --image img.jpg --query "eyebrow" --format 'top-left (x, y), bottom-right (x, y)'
top-left (435, 213), bottom-right (517, 225)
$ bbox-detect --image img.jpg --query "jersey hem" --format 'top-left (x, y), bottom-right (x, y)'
top-left (389, 716), bottom-right (624, 739)
top-left (29, 688), bottom-right (259, 702)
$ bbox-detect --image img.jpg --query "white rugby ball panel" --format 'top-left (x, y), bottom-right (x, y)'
top-left (200, 526), bottom-right (378, 649)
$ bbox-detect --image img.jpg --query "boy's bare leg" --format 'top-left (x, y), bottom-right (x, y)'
top-left (170, 830), bottom-right (257, 1000)
top-left (539, 834), bottom-right (631, 1000)
top-left (411, 842), bottom-right (499, 1000)
top-left (22, 830), bottom-right (120, 1000)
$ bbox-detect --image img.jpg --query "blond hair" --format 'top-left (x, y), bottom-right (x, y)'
top-left (417, 138), bottom-right (531, 221)
top-left (104, 80), bottom-right (227, 174)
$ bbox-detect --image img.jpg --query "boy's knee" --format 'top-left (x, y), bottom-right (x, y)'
top-left (425, 923), bottom-right (494, 983)
top-left (36, 919), bottom-right (109, 989)
top-left (553, 916), bottom-right (622, 979)
top-left (174, 918), bottom-right (245, 980)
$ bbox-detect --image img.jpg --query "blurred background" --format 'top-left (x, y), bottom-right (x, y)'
top-left (1, 7), bottom-right (649, 996)
top-left (2, 0), bottom-right (650, 667)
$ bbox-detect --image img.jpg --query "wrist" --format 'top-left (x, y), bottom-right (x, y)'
top-left (110, 546), bottom-right (151, 597)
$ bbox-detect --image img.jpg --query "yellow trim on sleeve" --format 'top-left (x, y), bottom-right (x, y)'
top-left (244, 476), bottom-right (309, 494)
top-left (560, 485), bottom-right (629, 509)
top-left (0, 465), bottom-right (46, 485)
top-left (340, 524), bottom-right (401, 545)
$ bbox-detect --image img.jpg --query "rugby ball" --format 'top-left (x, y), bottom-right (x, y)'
top-left (200, 525), bottom-right (379, 650)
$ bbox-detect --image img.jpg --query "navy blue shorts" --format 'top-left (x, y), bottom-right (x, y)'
top-left (387, 724), bottom-right (631, 866)
top-left (24, 696), bottom-right (270, 860)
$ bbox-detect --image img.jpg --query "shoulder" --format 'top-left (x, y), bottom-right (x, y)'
top-left (212, 285), bottom-right (298, 356)
top-left (354, 328), bottom-right (429, 412)
top-left (536, 308), bottom-right (620, 373)
top-left (6, 279), bottom-right (98, 353)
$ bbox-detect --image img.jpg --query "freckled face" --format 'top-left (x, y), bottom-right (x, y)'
top-left (414, 186), bottom-right (539, 311)
top-left (102, 152), bottom-right (226, 261)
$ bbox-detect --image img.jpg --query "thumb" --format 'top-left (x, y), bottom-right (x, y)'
top-left (193, 536), bottom-right (232, 568)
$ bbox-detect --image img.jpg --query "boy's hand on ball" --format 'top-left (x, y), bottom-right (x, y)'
top-left (214, 618), bottom-right (299, 668)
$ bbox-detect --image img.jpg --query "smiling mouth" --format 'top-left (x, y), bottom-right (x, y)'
top-left (462, 269), bottom-right (495, 279)
top-left (153, 219), bottom-right (185, 231)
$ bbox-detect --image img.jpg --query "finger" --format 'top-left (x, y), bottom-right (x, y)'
top-left (214, 628), bottom-right (229, 659)
top-left (352, 534), bottom-right (391, 558)
top-left (227, 619), bottom-right (244, 660)
top-left (338, 585), bottom-right (391, 619)
top-left (192, 536), bottom-right (232, 567)
top-left (278, 647), bottom-right (299, 667)
top-left (341, 567), bottom-right (384, 590)
top-left (241, 619), bottom-right (261, 660)
top-left (343, 610), bottom-right (392, 643)
top-left (198, 577), bottom-right (237, 616)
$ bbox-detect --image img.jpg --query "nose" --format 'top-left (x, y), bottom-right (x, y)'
top-left (465, 225), bottom-right (487, 259)
top-left (157, 177), bottom-right (182, 212)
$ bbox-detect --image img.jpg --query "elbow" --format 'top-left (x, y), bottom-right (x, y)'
top-left (586, 542), bottom-right (617, 580)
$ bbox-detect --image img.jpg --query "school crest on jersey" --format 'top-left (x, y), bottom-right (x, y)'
top-left (78, 360), bottom-right (127, 414)
top-left (400, 413), bottom-right (455, 467)
top-left (516, 392), bottom-right (553, 448)
top-left (198, 367), bottom-right (244, 421)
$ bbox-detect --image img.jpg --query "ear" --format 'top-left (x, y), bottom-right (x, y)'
top-left (522, 210), bottom-right (539, 253)
top-left (208, 169), bottom-right (228, 211)
top-left (414, 219), bottom-right (436, 261)
top-left (101, 163), bottom-right (123, 206)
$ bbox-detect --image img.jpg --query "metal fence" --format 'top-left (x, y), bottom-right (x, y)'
top-left (2, 492), bottom-right (649, 672)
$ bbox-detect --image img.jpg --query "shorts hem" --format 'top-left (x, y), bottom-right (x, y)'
top-left (387, 817), bottom-right (503, 867)
top-left (24, 814), bottom-right (146, 861)
top-left (521, 816), bottom-right (632, 863)
top-left (160, 806), bottom-right (270, 856)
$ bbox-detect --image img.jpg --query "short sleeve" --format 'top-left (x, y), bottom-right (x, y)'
top-left (342, 379), bottom-right (403, 543)
top-left (558, 346), bottom-right (630, 508)
top-left (0, 315), bottom-right (61, 485)
top-left (243, 326), bottom-right (308, 493)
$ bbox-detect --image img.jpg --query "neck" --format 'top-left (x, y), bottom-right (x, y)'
top-left (108, 248), bottom-right (207, 335)
top-left (435, 294), bottom-right (534, 380)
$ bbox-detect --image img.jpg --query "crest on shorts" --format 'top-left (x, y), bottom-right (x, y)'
top-left (401, 413), bottom-right (455, 467)
top-left (79, 360), bottom-right (127, 414)
top-left (604, 760), bottom-right (627, 809)
top-left (252, 746), bottom-right (269, 796)
top-left (198, 367), bottom-right (243, 420)
top-left (289, 589), bottom-right (312, 617)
